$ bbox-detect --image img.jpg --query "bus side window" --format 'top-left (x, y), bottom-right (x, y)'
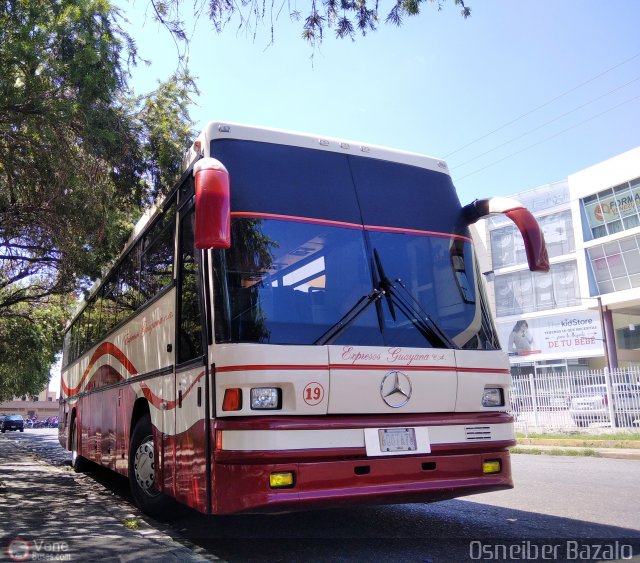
top-left (140, 202), bottom-right (176, 304)
top-left (177, 209), bottom-right (204, 364)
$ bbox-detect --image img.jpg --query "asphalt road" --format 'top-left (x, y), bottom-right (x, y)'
top-left (7, 429), bottom-right (640, 562)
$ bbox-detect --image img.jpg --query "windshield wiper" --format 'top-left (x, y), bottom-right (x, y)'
top-left (314, 288), bottom-right (385, 345)
top-left (373, 250), bottom-right (456, 349)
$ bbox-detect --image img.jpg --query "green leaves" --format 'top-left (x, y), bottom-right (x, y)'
top-left (138, 69), bottom-right (197, 200)
top-left (196, 0), bottom-right (471, 44)
top-left (0, 0), bottom-right (195, 399)
top-left (0, 296), bottom-right (71, 402)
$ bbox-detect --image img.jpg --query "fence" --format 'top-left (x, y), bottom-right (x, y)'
top-left (510, 366), bottom-right (640, 433)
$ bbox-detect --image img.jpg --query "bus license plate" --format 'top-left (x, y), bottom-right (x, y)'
top-left (378, 428), bottom-right (417, 452)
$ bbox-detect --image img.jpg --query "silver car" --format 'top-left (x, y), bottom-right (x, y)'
top-left (569, 383), bottom-right (640, 427)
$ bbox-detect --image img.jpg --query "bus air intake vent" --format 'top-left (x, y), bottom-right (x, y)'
top-left (465, 426), bottom-right (492, 441)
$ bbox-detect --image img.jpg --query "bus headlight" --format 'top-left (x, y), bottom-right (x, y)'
top-left (250, 387), bottom-right (281, 410)
top-left (482, 387), bottom-right (504, 407)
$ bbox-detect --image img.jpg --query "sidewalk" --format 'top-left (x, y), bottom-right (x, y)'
top-left (0, 437), bottom-right (212, 562)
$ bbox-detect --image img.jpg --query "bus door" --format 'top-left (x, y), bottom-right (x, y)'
top-left (173, 205), bottom-right (210, 512)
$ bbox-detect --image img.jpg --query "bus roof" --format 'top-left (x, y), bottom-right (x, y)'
top-left (183, 121), bottom-right (451, 176)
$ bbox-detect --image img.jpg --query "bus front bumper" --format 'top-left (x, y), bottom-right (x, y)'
top-left (211, 413), bottom-right (515, 514)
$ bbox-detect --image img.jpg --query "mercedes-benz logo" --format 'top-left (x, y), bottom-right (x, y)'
top-left (380, 371), bottom-right (412, 408)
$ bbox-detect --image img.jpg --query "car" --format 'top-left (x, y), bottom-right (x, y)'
top-left (569, 383), bottom-right (640, 427)
top-left (1, 414), bottom-right (25, 433)
top-left (510, 381), bottom-right (569, 412)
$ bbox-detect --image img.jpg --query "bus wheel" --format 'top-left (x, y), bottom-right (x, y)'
top-left (71, 419), bottom-right (90, 472)
top-left (129, 413), bottom-right (173, 517)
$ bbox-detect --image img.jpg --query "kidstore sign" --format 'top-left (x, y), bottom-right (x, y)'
top-left (585, 186), bottom-right (640, 226)
top-left (498, 311), bottom-right (604, 363)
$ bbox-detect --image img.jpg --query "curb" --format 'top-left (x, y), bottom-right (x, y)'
top-left (513, 444), bottom-right (640, 460)
top-left (518, 437), bottom-right (640, 449)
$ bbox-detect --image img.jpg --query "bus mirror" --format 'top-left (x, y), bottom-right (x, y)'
top-left (193, 158), bottom-right (231, 249)
top-left (462, 197), bottom-right (550, 272)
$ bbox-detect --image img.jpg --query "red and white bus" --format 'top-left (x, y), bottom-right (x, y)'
top-left (59, 122), bottom-right (548, 516)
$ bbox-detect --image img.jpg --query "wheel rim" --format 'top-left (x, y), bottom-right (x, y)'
top-left (134, 435), bottom-right (158, 497)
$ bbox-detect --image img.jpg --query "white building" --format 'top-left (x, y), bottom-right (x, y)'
top-left (475, 146), bottom-right (640, 381)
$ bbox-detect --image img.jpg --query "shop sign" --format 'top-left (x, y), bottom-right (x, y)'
top-left (585, 187), bottom-right (640, 226)
top-left (498, 310), bottom-right (604, 362)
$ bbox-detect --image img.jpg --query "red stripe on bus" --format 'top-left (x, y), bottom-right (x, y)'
top-left (140, 370), bottom-right (205, 410)
top-left (62, 341), bottom-right (138, 396)
top-left (230, 211), bottom-right (470, 240)
top-left (363, 224), bottom-right (471, 241)
top-left (217, 364), bottom-right (326, 372)
top-left (216, 364), bottom-right (510, 375)
top-left (62, 343), bottom-right (205, 410)
top-left (230, 212), bottom-right (363, 230)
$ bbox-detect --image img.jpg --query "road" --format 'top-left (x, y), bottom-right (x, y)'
top-left (6, 429), bottom-right (640, 562)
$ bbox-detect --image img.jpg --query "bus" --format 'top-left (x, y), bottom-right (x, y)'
top-left (59, 122), bottom-right (549, 516)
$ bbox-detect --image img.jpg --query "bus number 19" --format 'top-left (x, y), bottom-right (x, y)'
top-left (303, 383), bottom-right (324, 406)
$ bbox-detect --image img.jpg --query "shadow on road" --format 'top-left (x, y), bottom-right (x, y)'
top-left (76, 464), bottom-right (640, 563)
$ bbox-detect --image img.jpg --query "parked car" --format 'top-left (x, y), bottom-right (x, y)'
top-left (569, 383), bottom-right (640, 427)
top-left (510, 381), bottom-right (569, 412)
top-left (1, 414), bottom-right (25, 433)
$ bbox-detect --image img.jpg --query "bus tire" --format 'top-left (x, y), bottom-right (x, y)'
top-left (71, 419), bottom-right (90, 473)
top-left (129, 413), bottom-right (174, 518)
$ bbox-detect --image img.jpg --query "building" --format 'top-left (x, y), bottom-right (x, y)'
top-left (475, 146), bottom-right (640, 382)
top-left (0, 388), bottom-right (59, 420)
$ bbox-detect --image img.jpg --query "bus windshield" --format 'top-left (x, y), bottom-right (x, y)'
top-left (213, 217), bottom-right (498, 349)
top-left (210, 138), bottom-right (499, 349)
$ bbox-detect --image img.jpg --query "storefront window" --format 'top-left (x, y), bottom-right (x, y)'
top-left (582, 178), bottom-right (640, 240)
top-left (587, 234), bottom-right (640, 294)
top-left (493, 261), bottom-right (580, 317)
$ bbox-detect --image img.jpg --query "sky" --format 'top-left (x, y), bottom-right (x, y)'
top-left (50, 0), bottom-right (640, 392)
top-left (121, 0), bottom-right (640, 202)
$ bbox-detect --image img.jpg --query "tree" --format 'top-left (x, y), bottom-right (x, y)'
top-left (0, 0), bottom-right (197, 398)
top-left (0, 1), bottom-right (197, 307)
top-left (1, 0), bottom-right (145, 302)
top-left (138, 69), bottom-right (198, 201)
top-left (150, 0), bottom-right (470, 48)
top-left (0, 296), bottom-right (70, 402)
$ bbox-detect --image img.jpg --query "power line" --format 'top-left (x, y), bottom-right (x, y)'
top-left (454, 92), bottom-right (640, 182)
top-left (450, 75), bottom-right (640, 171)
top-left (444, 51), bottom-right (640, 159)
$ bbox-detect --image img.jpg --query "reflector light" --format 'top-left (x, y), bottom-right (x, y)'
top-left (270, 472), bottom-right (294, 488)
top-left (250, 387), bottom-right (281, 410)
top-left (222, 388), bottom-right (242, 411)
top-left (483, 460), bottom-right (502, 474)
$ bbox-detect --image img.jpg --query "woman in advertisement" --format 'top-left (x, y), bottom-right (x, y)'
top-left (508, 320), bottom-right (534, 354)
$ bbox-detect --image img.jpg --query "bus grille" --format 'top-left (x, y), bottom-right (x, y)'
top-left (465, 426), bottom-right (492, 441)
